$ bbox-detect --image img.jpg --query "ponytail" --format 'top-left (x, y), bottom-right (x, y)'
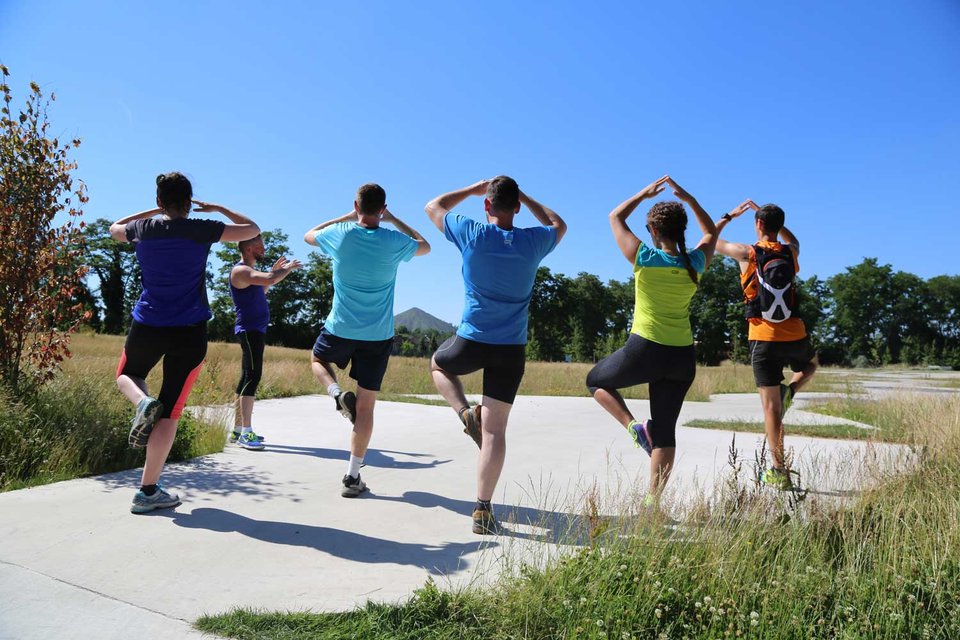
top-left (677, 237), bottom-right (698, 285)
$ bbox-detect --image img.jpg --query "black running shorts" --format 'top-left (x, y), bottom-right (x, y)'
top-left (432, 335), bottom-right (526, 405)
top-left (749, 337), bottom-right (816, 387)
top-left (311, 328), bottom-right (393, 391)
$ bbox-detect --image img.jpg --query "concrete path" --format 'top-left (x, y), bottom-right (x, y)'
top-left (0, 393), bottom-right (910, 639)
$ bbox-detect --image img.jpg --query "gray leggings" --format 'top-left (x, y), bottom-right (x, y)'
top-left (586, 334), bottom-right (695, 448)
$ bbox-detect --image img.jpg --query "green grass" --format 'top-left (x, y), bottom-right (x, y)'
top-left (685, 419), bottom-right (880, 441)
top-left (197, 394), bottom-right (960, 640)
top-left (803, 396), bottom-right (927, 444)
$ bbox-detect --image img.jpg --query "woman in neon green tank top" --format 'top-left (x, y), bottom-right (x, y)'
top-left (587, 175), bottom-right (752, 508)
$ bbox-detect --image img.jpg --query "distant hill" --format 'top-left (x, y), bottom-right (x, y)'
top-left (395, 307), bottom-right (456, 333)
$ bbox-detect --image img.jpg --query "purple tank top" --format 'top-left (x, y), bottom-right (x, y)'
top-left (229, 262), bottom-right (270, 334)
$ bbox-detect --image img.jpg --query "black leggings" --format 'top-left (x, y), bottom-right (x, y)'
top-left (586, 334), bottom-right (695, 449)
top-left (236, 331), bottom-right (265, 397)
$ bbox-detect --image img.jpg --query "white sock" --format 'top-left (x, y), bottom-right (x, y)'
top-left (347, 455), bottom-right (363, 478)
top-left (327, 383), bottom-right (342, 398)
top-left (241, 426), bottom-right (253, 434)
top-left (233, 425), bottom-right (243, 433)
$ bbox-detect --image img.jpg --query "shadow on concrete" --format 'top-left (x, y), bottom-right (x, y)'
top-left (89, 458), bottom-right (307, 502)
top-left (158, 507), bottom-right (490, 575)
top-left (261, 444), bottom-right (452, 470)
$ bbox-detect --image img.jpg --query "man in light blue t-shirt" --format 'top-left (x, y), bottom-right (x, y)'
top-left (305, 183), bottom-right (430, 498)
top-left (424, 176), bottom-right (566, 534)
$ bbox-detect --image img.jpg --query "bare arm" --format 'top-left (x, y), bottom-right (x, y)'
top-left (304, 211), bottom-right (358, 245)
top-left (519, 191), bottom-right (567, 243)
top-left (664, 177), bottom-right (718, 266)
top-left (714, 199), bottom-right (755, 263)
top-left (192, 200), bottom-right (260, 242)
top-left (381, 209), bottom-right (431, 256)
top-left (424, 180), bottom-right (488, 233)
top-left (109, 208), bottom-right (161, 242)
top-left (230, 257), bottom-right (302, 289)
top-left (778, 225), bottom-right (800, 257)
top-left (609, 176), bottom-right (668, 263)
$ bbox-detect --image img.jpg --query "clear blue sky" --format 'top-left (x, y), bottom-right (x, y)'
top-left (2, 0), bottom-right (958, 323)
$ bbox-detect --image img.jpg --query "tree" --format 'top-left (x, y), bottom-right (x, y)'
top-left (828, 258), bottom-right (895, 364)
top-left (83, 218), bottom-right (137, 333)
top-left (689, 256), bottom-right (743, 365)
top-left (527, 267), bottom-right (572, 361)
top-left (0, 66), bottom-right (88, 391)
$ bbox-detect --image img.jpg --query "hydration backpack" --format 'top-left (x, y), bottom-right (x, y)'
top-left (744, 244), bottom-right (799, 323)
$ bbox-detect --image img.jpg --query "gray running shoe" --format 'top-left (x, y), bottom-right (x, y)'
top-left (341, 474), bottom-right (368, 498)
top-left (130, 486), bottom-right (180, 514)
top-left (335, 392), bottom-right (357, 424)
top-left (128, 397), bottom-right (163, 449)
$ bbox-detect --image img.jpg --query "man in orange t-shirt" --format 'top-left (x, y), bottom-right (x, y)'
top-left (716, 202), bottom-right (818, 490)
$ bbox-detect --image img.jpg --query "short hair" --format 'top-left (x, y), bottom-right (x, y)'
top-left (156, 172), bottom-right (192, 214)
top-left (755, 204), bottom-right (785, 233)
top-left (486, 176), bottom-right (520, 214)
top-left (238, 234), bottom-right (262, 252)
top-left (356, 183), bottom-right (387, 215)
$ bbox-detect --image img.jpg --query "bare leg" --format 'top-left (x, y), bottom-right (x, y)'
top-left (350, 387), bottom-right (377, 458)
top-left (788, 356), bottom-right (819, 393)
top-left (311, 357), bottom-right (339, 388)
top-left (117, 375), bottom-right (148, 405)
top-left (591, 387), bottom-right (635, 429)
top-left (476, 397), bottom-right (512, 501)
top-left (430, 356), bottom-right (470, 415)
top-left (140, 417), bottom-right (178, 486)
top-left (234, 394), bottom-right (255, 427)
top-left (649, 447), bottom-right (676, 495)
top-left (758, 386), bottom-right (785, 468)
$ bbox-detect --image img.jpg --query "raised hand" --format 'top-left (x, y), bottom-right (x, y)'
top-left (285, 259), bottom-right (303, 271)
top-left (727, 200), bottom-right (754, 219)
top-left (380, 207), bottom-right (395, 223)
top-left (664, 176), bottom-right (693, 203)
top-left (469, 179), bottom-right (492, 197)
top-left (746, 200), bottom-right (761, 212)
top-left (272, 257), bottom-right (290, 272)
top-left (638, 175), bottom-right (669, 201)
top-left (191, 200), bottom-right (221, 214)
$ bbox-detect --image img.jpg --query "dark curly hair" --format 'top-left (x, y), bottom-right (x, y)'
top-left (156, 172), bottom-right (192, 216)
top-left (647, 201), bottom-right (698, 285)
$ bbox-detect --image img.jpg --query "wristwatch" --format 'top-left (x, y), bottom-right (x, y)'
top-left (720, 213), bottom-right (733, 222)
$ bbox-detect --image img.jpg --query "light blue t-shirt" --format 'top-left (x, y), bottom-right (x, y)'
top-left (313, 222), bottom-right (418, 341)
top-left (444, 213), bottom-right (559, 345)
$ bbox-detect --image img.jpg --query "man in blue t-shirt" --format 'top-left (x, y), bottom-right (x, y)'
top-left (424, 176), bottom-right (566, 534)
top-left (305, 183), bottom-right (431, 498)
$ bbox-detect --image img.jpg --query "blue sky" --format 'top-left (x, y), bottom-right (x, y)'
top-left (2, 0), bottom-right (958, 323)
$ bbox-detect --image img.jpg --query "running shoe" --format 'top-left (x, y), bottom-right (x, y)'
top-left (128, 397), bottom-right (163, 449)
top-left (237, 432), bottom-right (265, 450)
top-left (130, 485), bottom-right (181, 514)
top-left (335, 391), bottom-right (357, 424)
top-left (779, 383), bottom-right (794, 419)
top-left (459, 405), bottom-right (482, 449)
top-left (762, 466), bottom-right (794, 491)
top-left (341, 474), bottom-right (368, 498)
top-left (629, 420), bottom-right (653, 456)
top-left (472, 508), bottom-right (500, 535)
top-left (230, 430), bottom-right (265, 443)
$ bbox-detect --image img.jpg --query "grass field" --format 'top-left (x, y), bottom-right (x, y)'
top-left (685, 419), bottom-right (881, 442)
top-left (198, 393), bottom-right (960, 640)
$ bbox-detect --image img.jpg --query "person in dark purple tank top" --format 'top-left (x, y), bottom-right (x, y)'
top-left (228, 235), bottom-right (301, 450)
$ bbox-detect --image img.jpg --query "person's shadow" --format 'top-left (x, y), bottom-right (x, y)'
top-left (262, 444), bottom-right (452, 470)
top-left (158, 507), bottom-right (491, 575)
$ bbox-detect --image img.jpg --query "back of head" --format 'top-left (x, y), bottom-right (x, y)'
top-left (486, 176), bottom-right (520, 215)
top-left (238, 234), bottom-right (262, 254)
top-left (156, 172), bottom-right (193, 217)
top-left (356, 183), bottom-right (387, 216)
top-left (647, 200), bottom-right (698, 285)
top-left (755, 204), bottom-right (785, 234)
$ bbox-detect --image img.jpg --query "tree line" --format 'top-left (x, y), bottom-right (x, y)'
top-left (78, 219), bottom-right (960, 369)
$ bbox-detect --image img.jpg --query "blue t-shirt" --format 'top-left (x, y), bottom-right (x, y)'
top-left (313, 222), bottom-right (418, 341)
top-left (126, 217), bottom-right (225, 327)
top-left (444, 213), bottom-right (559, 345)
top-left (230, 262), bottom-right (270, 334)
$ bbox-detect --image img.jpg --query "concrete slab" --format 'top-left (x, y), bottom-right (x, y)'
top-left (0, 393), bottom-right (914, 637)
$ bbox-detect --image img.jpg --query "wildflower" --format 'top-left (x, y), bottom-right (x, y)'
top-left (633, 577), bottom-right (640, 583)
top-left (704, 596), bottom-right (713, 605)
top-left (655, 609), bottom-right (662, 619)
top-left (751, 619), bottom-right (759, 627)
top-left (654, 581), bottom-right (661, 588)
top-left (620, 564), bottom-right (628, 571)
top-left (750, 611), bottom-right (759, 620)
top-left (581, 597), bottom-right (587, 604)
top-left (695, 601), bottom-right (702, 608)
top-left (597, 620), bottom-right (605, 627)
top-left (710, 607), bottom-right (717, 614)
top-left (621, 633), bottom-right (631, 640)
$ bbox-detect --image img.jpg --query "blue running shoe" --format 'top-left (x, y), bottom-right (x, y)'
top-left (629, 420), bottom-right (653, 456)
top-left (230, 430), bottom-right (265, 443)
top-left (128, 397), bottom-right (163, 449)
top-left (237, 431), bottom-right (265, 450)
top-left (130, 485), bottom-right (181, 514)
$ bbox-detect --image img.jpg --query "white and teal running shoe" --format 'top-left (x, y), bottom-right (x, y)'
top-left (130, 485), bottom-right (181, 514)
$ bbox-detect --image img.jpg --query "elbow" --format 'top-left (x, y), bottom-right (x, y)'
top-left (303, 232), bottom-right (315, 245)
top-left (417, 240), bottom-right (432, 256)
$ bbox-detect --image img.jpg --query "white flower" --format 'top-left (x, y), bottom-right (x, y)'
top-left (581, 597), bottom-right (588, 603)
top-left (703, 596), bottom-right (713, 605)
top-left (750, 611), bottom-right (759, 620)
top-left (751, 619), bottom-right (759, 627)
top-left (695, 602), bottom-right (702, 608)
top-left (620, 564), bottom-right (628, 570)
top-left (596, 619), bottom-right (605, 627)
top-left (709, 606), bottom-right (717, 614)
top-left (655, 608), bottom-right (663, 619)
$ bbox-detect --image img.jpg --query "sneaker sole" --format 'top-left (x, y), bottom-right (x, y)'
top-left (472, 520), bottom-right (500, 535)
top-left (337, 393), bottom-right (357, 424)
top-left (341, 485), bottom-right (369, 498)
top-left (128, 400), bottom-right (163, 449)
top-left (462, 406), bottom-right (482, 448)
top-left (130, 498), bottom-right (181, 514)
top-left (237, 442), bottom-right (265, 450)
top-left (630, 422), bottom-right (653, 456)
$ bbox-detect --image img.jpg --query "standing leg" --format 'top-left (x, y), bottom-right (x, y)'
top-left (646, 377), bottom-right (692, 496)
top-left (758, 385), bottom-right (786, 469)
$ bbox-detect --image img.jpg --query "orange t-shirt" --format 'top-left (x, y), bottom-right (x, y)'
top-left (741, 241), bottom-right (807, 342)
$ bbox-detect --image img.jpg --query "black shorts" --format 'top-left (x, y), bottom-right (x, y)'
top-left (311, 328), bottom-right (393, 391)
top-left (432, 335), bottom-right (526, 405)
top-left (117, 321), bottom-right (207, 420)
top-left (236, 331), bottom-right (265, 397)
top-left (749, 338), bottom-right (816, 387)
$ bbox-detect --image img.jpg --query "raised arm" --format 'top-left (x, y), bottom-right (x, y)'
top-left (192, 200), bottom-right (260, 242)
top-left (109, 208), bottom-right (161, 242)
top-left (665, 177), bottom-right (718, 265)
top-left (609, 177), bottom-right (668, 263)
top-left (714, 199), bottom-right (755, 263)
top-left (778, 225), bottom-right (800, 257)
top-left (424, 180), bottom-right (488, 232)
top-left (519, 191), bottom-right (566, 243)
top-left (381, 209), bottom-right (431, 256)
top-left (304, 211), bottom-right (358, 245)
top-left (230, 257), bottom-right (302, 289)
